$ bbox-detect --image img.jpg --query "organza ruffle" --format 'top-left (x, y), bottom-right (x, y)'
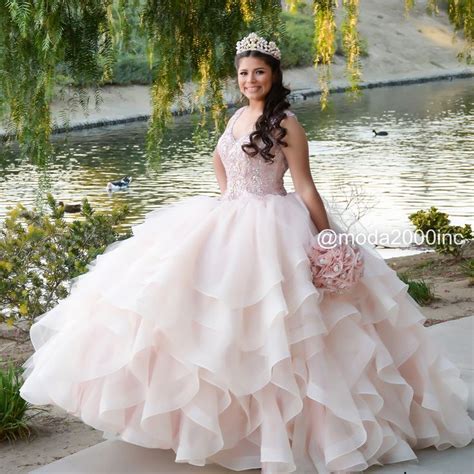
top-left (20, 192), bottom-right (474, 473)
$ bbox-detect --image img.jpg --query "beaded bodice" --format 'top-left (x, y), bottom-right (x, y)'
top-left (217, 106), bottom-right (295, 200)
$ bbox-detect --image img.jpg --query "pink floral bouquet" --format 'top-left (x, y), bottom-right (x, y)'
top-left (308, 229), bottom-right (364, 294)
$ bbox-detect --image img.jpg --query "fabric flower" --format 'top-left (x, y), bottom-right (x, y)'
top-left (307, 233), bottom-right (364, 294)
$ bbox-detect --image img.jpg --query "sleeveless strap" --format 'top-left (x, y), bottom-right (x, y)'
top-left (228, 106), bottom-right (246, 128)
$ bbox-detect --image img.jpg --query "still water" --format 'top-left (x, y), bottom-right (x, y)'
top-left (0, 77), bottom-right (473, 252)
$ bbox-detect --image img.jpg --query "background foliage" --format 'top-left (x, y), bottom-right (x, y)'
top-left (0, 0), bottom-right (472, 162)
top-left (409, 206), bottom-right (473, 258)
top-left (0, 194), bottom-right (131, 333)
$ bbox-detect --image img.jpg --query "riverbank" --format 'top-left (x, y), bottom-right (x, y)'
top-left (0, 0), bottom-right (473, 136)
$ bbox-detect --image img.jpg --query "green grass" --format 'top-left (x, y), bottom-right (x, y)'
top-left (398, 272), bottom-right (435, 305)
top-left (0, 360), bottom-right (46, 442)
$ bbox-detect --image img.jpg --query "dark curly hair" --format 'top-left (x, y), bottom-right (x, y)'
top-left (234, 50), bottom-right (292, 164)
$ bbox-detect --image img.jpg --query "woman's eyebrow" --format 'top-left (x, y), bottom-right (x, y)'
top-left (239, 67), bottom-right (266, 72)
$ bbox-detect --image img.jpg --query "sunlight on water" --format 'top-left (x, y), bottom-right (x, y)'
top-left (0, 77), bottom-right (472, 250)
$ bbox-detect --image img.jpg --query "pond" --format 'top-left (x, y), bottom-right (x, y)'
top-left (0, 77), bottom-right (472, 257)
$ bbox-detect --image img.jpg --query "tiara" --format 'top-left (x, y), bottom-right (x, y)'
top-left (235, 32), bottom-right (281, 61)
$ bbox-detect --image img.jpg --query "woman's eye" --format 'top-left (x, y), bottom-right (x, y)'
top-left (240, 71), bottom-right (265, 75)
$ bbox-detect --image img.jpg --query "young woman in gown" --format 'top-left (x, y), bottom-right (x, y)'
top-left (20, 32), bottom-right (474, 473)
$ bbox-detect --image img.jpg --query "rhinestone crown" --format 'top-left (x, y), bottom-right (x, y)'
top-left (236, 32), bottom-right (281, 61)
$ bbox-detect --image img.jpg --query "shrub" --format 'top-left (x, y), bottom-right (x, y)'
top-left (0, 194), bottom-right (132, 334)
top-left (280, 11), bottom-right (316, 68)
top-left (112, 55), bottom-right (155, 85)
top-left (409, 207), bottom-right (472, 258)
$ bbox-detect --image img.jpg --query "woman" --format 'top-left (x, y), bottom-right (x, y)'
top-left (20, 32), bottom-right (473, 473)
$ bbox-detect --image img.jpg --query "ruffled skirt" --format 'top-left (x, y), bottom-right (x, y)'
top-left (19, 191), bottom-right (474, 473)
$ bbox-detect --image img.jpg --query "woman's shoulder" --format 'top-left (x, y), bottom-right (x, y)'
top-left (277, 109), bottom-right (298, 130)
top-left (270, 109), bottom-right (297, 127)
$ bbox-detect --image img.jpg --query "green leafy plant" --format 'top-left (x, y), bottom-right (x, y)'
top-left (460, 258), bottom-right (474, 286)
top-left (0, 359), bottom-right (46, 442)
top-left (409, 206), bottom-right (472, 258)
top-left (0, 193), bottom-right (132, 334)
top-left (398, 272), bottom-right (435, 305)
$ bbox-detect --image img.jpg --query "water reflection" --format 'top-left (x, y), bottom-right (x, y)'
top-left (0, 77), bottom-right (472, 248)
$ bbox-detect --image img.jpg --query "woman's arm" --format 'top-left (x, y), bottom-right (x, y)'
top-left (213, 147), bottom-right (227, 194)
top-left (280, 116), bottom-right (331, 232)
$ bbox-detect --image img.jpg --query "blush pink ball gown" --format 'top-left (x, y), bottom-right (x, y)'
top-left (20, 106), bottom-right (474, 473)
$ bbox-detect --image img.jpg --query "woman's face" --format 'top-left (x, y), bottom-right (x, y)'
top-left (237, 56), bottom-right (273, 102)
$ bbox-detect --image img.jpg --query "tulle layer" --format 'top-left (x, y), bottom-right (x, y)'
top-left (19, 192), bottom-right (474, 473)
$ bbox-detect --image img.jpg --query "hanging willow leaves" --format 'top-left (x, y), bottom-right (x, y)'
top-left (0, 0), bottom-right (116, 164)
top-left (341, 0), bottom-right (362, 100)
top-left (141, 0), bottom-right (282, 158)
top-left (447, 0), bottom-right (473, 63)
top-left (405, 0), bottom-right (473, 63)
top-left (0, 0), bottom-right (472, 163)
top-left (313, 1), bottom-right (337, 110)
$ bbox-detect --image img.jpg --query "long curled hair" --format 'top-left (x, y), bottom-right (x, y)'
top-left (234, 50), bottom-right (292, 164)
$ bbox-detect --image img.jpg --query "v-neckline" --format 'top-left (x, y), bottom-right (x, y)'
top-left (230, 106), bottom-right (255, 143)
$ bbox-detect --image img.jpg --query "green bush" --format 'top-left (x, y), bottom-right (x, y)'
top-left (409, 207), bottom-right (472, 258)
top-left (280, 12), bottom-right (316, 68)
top-left (0, 360), bottom-right (45, 442)
top-left (0, 194), bottom-right (132, 333)
top-left (112, 55), bottom-right (155, 85)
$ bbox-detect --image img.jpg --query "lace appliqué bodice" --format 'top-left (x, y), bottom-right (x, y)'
top-left (217, 106), bottom-right (296, 201)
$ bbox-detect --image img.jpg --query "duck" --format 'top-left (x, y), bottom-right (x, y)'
top-left (372, 129), bottom-right (388, 136)
top-left (106, 176), bottom-right (132, 192)
top-left (58, 202), bottom-right (82, 213)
